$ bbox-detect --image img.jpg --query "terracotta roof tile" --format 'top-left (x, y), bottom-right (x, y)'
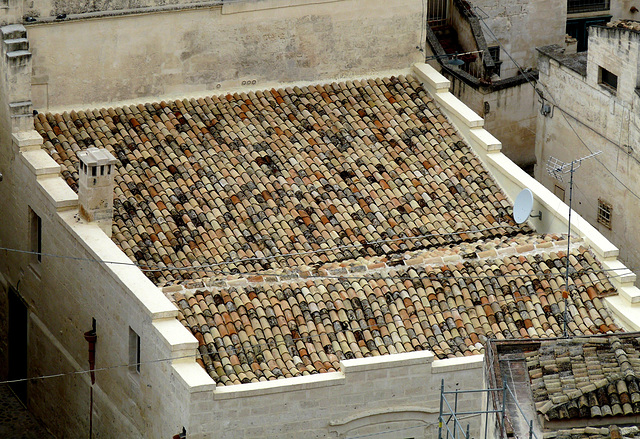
top-left (36, 75), bottom-right (529, 286)
top-left (173, 245), bottom-right (619, 386)
top-left (528, 335), bottom-right (640, 422)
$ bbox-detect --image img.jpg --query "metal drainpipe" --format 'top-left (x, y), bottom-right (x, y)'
top-left (84, 319), bottom-right (97, 439)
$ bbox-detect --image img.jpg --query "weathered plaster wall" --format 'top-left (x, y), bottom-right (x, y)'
top-left (27, 0), bottom-right (423, 110)
top-left (3, 130), bottom-right (203, 437)
top-left (447, 75), bottom-right (537, 167)
top-left (535, 29), bottom-right (640, 285)
top-left (610, 0), bottom-right (640, 21)
top-left (471, 0), bottom-right (566, 77)
top-left (187, 352), bottom-right (486, 439)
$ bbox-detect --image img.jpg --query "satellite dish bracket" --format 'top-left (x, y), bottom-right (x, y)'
top-left (530, 210), bottom-right (542, 220)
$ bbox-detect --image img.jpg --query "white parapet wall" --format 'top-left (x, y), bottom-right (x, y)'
top-left (412, 62), bottom-right (640, 331)
top-left (7, 129), bottom-right (208, 438)
top-left (188, 351), bottom-right (486, 439)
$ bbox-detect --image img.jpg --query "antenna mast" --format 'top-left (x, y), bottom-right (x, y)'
top-left (545, 151), bottom-right (601, 337)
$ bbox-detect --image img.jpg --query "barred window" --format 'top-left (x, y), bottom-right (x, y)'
top-left (597, 199), bottom-right (612, 229)
top-left (568, 0), bottom-right (610, 14)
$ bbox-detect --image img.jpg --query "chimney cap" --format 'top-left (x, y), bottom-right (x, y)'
top-left (78, 147), bottom-right (117, 167)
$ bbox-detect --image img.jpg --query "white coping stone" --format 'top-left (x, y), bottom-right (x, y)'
top-left (604, 296), bottom-right (640, 331)
top-left (21, 148), bottom-right (61, 177)
top-left (469, 127), bottom-right (502, 152)
top-left (431, 354), bottom-right (484, 374)
top-left (59, 210), bottom-right (179, 319)
top-left (486, 153), bottom-right (619, 258)
top-left (12, 130), bottom-right (43, 150)
top-left (601, 259), bottom-right (636, 286)
top-left (435, 93), bottom-right (484, 128)
top-left (153, 318), bottom-right (199, 353)
top-left (412, 63), bottom-right (450, 93)
top-left (174, 361), bottom-right (216, 392)
top-left (341, 350), bottom-right (434, 373)
top-left (616, 285), bottom-right (640, 304)
top-left (38, 177), bottom-right (78, 211)
top-left (213, 370), bottom-right (345, 399)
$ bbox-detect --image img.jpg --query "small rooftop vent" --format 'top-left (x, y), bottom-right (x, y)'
top-left (77, 147), bottom-right (117, 237)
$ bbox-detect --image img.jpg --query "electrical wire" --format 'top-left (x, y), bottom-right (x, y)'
top-left (473, 4), bottom-right (640, 204)
top-left (0, 223), bottom-right (526, 273)
top-left (0, 262), bottom-right (620, 388)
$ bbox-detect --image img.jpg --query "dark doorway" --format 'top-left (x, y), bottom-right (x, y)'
top-left (566, 16), bottom-right (611, 52)
top-left (8, 287), bottom-right (27, 405)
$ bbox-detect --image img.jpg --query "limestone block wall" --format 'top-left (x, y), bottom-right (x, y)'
top-left (447, 75), bottom-right (537, 167)
top-left (587, 26), bottom-right (640, 94)
top-left (471, 0), bottom-right (566, 77)
top-left (535, 33), bottom-right (640, 291)
top-left (412, 62), bottom-right (640, 332)
top-left (0, 122), bottom-right (211, 437)
top-left (187, 352), bottom-right (486, 439)
top-left (26, 0), bottom-right (423, 110)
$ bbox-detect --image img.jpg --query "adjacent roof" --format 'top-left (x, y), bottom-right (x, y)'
top-left (546, 426), bottom-right (640, 439)
top-left (173, 239), bottom-right (619, 386)
top-left (528, 334), bottom-right (640, 422)
top-left (35, 74), bottom-right (527, 286)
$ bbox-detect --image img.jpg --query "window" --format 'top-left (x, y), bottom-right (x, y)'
top-left (29, 207), bottom-right (42, 263)
top-left (129, 328), bottom-right (141, 374)
top-left (598, 66), bottom-right (618, 92)
top-left (554, 184), bottom-right (565, 202)
top-left (567, 0), bottom-right (610, 14)
top-left (597, 199), bottom-right (612, 229)
top-left (488, 46), bottom-right (502, 76)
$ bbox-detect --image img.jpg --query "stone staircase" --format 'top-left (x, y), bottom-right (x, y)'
top-left (0, 24), bottom-right (33, 132)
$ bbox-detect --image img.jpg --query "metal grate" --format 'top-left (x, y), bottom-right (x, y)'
top-left (597, 199), bottom-right (612, 229)
top-left (427, 0), bottom-right (452, 28)
top-left (567, 0), bottom-right (610, 14)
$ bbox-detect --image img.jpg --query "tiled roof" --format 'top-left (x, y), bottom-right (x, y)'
top-left (173, 243), bottom-right (619, 386)
top-left (546, 425), bottom-right (640, 439)
top-left (35, 74), bottom-right (529, 286)
top-left (527, 335), bottom-right (640, 422)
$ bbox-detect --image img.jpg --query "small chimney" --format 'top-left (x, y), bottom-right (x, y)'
top-left (77, 147), bottom-right (117, 237)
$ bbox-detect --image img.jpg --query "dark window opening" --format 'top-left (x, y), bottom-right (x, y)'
top-left (29, 208), bottom-right (41, 263)
top-left (554, 184), bottom-right (565, 202)
top-left (488, 46), bottom-right (502, 76)
top-left (129, 328), bottom-right (141, 374)
top-left (8, 287), bottom-right (28, 404)
top-left (91, 166), bottom-right (97, 177)
top-left (599, 66), bottom-right (618, 91)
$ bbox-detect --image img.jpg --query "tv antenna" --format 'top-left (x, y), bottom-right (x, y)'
top-left (546, 151), bottom-right (601, 337)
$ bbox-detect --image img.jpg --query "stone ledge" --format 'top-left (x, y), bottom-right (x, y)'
top-left (213, 371), bottom-right (345, 399)
top-left (174, 361), bottom-right (216, 393)
top-left (153, 317), bottom-right (199, 355)
top-left (38, 177), bottom-right (78, 211)
top-left (21, 148), bottom-right (60, 177)
top-left (412, 62), bottom-right (450, 93)
top-left (223, 0), bottom-right (342, 14)
top-left (468, 127), bottom-right (502, 152)
top-left (12, 130), bottom-right (42, 151)
top-left (341, 350), bottom-right (435, 373)
top-left (431, 354), bottom-right (484, 373)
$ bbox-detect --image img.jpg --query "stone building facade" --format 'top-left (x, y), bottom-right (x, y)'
top-left (536, 22), bottom-right (640, 287)
top-left (1, 2), bottom-right (640, 438)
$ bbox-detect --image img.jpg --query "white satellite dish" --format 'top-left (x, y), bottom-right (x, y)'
top-left (513, 188), bottom-right (535, 224)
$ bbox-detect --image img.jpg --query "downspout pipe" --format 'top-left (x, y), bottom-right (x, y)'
top-left (84, 319), bottom-right (97, 438)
